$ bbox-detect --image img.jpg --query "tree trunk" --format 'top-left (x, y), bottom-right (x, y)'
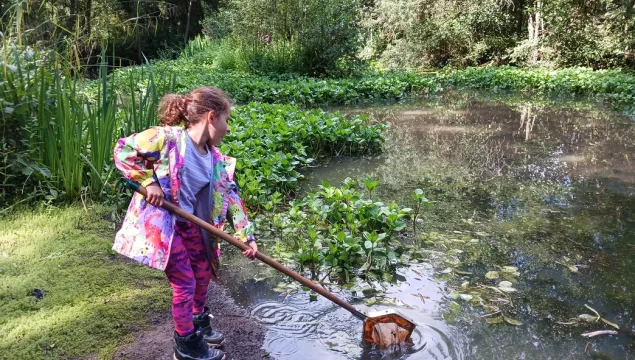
top-left (528, 1), bottom-right (543, 64)
top-left (184, 0), bottom-right (193, 44)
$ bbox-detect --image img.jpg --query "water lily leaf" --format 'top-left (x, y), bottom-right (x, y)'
top-left (460, 294), bottom-right (473, 301)
top-left (439, 267), bottom-right (453, 274)
top-left (461, 281), bottom-right (469, 289)
top-left (364, 297), bottom-right (377, 306)
top-left (485, 316), bottom-right (504, 324)
top-left (449, 291), bottom-right (460, 300)
top-left (504, 316), bottom-right (522, 326)
top-left (568, 265), bottom-right (579, 273)
top-left (501, 266), bottom-right (520, 276)
top-left (486, 271), bottom-right (500, 279)
top-left (455, 270), bottom-right (472, 275)
top-left (577, 314), bottom-right (598, 323)
top-left (498, 281), bottom-right (513, 288)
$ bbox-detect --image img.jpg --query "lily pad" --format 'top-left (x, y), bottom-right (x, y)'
top-left (459, 294), bottom-right (473, 301)
top-left (364, 297), bottom-right (377, 306)
top-left (504, 316), bottom-right (522, 326)
top-left (485, 271), bottom-right (500, 279)
top-left (439, 267), bottom-right (453, 274)
top-left (501, 266), bottom-right (520, 276)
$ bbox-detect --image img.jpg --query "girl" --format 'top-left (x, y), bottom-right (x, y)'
top-left (113, 87), bottom-right (257, 360)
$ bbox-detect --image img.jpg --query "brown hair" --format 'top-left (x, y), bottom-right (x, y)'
top-left (158, 87), bottom-right (231, 127)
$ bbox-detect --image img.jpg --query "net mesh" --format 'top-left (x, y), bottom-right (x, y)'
top-left (369, 323), bottom-right (411, 347)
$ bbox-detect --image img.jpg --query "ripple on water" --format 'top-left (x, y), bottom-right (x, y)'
top-left (252, 300), bottom-right (460, 359)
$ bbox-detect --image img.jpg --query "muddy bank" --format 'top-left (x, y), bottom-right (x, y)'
top-left (113, 281), bottom-right (267, 360)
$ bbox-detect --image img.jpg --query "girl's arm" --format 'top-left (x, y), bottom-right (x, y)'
top-left (113, 127), bottom-right (166, 187)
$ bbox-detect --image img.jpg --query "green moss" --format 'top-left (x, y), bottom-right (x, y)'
top-left (0, 205), bottom-right (171, 359)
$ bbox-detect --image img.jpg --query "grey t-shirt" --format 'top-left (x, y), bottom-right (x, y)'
top-left (178, 134), bottom-right (213, 216)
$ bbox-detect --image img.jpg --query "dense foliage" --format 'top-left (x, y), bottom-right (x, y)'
top-left (203, 0), bottom-right (635, 72)
top-left (203, 0), bottom-right (362, 75)
top-left (441, 67), bottom-right (635, 113)
top-left (221, 104), bottom-right (385, 207)
top-left (361, 0), bottom-right (635, 69)
top-left (118, 62), bottom-right (441, 106)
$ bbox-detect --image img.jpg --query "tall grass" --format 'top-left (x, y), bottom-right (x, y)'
top-left (120, 63), bottom-right (176, 135)
top-left (1, 44), bottom-right (174, 205)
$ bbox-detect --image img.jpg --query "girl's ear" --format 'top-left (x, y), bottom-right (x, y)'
top-left (207, 110), bottom-right (215, 124)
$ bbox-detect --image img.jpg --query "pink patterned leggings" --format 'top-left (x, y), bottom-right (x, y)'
top-left (165, 220), bottom-right (212, 336)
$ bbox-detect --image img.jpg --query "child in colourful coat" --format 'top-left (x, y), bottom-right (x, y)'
top-left (113, 87), bottom-right (257, 360)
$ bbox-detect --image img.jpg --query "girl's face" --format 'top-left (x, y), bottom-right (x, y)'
top-left (206, 110), bottom-right (229, 146)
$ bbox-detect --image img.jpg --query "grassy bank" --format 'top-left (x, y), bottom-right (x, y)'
top-left (0, 206), bottom-right (171, 359)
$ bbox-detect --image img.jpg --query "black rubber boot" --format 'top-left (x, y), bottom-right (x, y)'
top-left (173, 329), bottom-right (225, 360)
top-left (193, 307), bottom-right (225, 348)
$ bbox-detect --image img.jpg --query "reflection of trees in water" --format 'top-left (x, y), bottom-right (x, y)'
top-left (368, 124), bottom-right (508, 189)
top-left (510, 103), bottom-right (635, 181)
top-left (518, 105), bottom-right (536, 141)
top-left (363, 98), bottom-right (635, 186)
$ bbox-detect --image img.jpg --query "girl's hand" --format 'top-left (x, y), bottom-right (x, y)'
top-left (242, 241), bottom-right (258, 260)
top-left (146, 183), bottom-right (165, 207)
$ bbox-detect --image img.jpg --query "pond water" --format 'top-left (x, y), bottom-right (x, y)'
top-left (219, 91), bottom-right (635, 360)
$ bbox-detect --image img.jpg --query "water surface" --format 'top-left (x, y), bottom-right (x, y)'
top-left (220, 92), bottom-right (635, 359)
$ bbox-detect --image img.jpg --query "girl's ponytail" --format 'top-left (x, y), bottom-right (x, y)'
top-left (157, 87), bottom-right (231, 128)
top-left (158, 94), bottom-right (188, 126)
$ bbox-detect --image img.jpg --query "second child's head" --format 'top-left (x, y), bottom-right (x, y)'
top-left (158, 87), bottom-right (231, 146)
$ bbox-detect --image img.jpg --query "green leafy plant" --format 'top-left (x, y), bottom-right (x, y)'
top-left (268, 180), bottom-right (413, 283)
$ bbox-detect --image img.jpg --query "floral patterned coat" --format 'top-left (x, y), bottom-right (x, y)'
top-left (113, 125), bottom-right (255, 271)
